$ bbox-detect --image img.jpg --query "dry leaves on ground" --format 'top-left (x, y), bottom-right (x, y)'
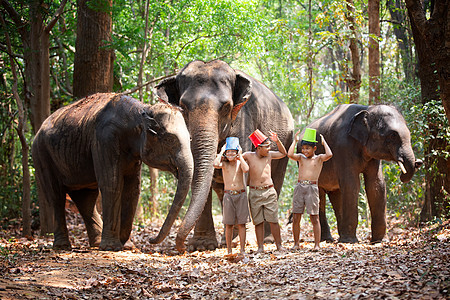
top-left (0, 215), bottom-right (448, 299)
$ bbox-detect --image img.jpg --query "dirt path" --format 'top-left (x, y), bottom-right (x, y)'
top-left (0, 218), bottom-right (448, 299)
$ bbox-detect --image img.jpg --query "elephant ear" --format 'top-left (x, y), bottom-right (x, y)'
top-left (231, 73), bottom-right (252, 121)
top-left (142, 111), bottom-right (161, 135)
top-left (156, 76), bottom-right (180, 106)
top-left (348, 110), bottom-right (369, 145)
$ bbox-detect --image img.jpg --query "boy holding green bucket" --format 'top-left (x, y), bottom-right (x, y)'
top-left (214, 137), bottom-right (250, 256)
top-left (287, 128), bottom-right (333, 250)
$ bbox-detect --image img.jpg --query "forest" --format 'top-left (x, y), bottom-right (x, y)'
top-left (0, 0), bottom-right (449, 299)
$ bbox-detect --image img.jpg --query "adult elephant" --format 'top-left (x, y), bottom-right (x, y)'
top-left (298, 104), bottom-right (422, 243)
top-left (156, 60), bottom-right (294, 252)
top-left (32, 93), bottom-right (193, 251)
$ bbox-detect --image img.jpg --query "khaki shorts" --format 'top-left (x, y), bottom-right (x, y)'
top-left (222, 191), bottom-right (250, 225)
top-left (292, 183), bottom-right (319, 215)
top-left (248, 187), bottom-right (279, 225)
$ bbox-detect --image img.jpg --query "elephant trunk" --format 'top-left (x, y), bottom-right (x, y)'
top-left (175, 114), bottom-right (218, 252)
top-left (149, 148), bottom-right (194, 244)
top-left (398, 142), bottom-right (418, 183)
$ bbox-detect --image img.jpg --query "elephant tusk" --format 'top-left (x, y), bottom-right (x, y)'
top-left (398, 161), bottom-right (407, 174)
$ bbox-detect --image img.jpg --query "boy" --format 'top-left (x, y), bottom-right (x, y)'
top-left (214, 137), bottom-right (250, 256)
top-left (243, 129), bottom-right (287, 253)
top-left (287, 128), bottom-right (333, 250)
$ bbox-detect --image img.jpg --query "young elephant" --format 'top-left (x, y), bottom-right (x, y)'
top-left (32, 93), bottom-right (193, 251)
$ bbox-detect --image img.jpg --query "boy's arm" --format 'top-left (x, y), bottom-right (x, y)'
top-left (269, 130), bottom-right (287, 159)
top-left (287, 129), bottom-right (303, 161)
top-left (238, 146), bottom-right (249, 173)
top-left (318, 134), bottom-right (333, 162)
top-left (213, 144), bottom-right (226, 168)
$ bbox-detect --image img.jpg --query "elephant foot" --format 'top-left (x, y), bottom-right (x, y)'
top-left (88, 236), bottom-right (101, 248)
top-left (263, 234), bottom-right (274, 244)
top-left (219, 235), bottom-right (227, 248)
top-left (338, 236), bottom-right (359, 243)
top-left (53, 239), bottom-right (72, 251)
top-left (320, 232), bottom-right (334, 243)
top-left (370, 237), bottom-right (384, 244)
top-left (99, 239), bottom-right (124, 251)
top-left (187, 235), bottom-right (218, 252)
top-left (123, 239), bottom-right (135, 250)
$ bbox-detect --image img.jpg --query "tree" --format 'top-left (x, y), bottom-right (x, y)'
top-left (405, 0), bottom-right (450, 220)
top-left (387, 0), bottom-right (415, 82)
top-left (368, 0), bottom-right (381, 104)
top-left (1, 0), bottom-right (67, 235)
top-left (73, 0), bottom-right (114, 98)
top-left (345, 0), bottom-right (362, 103)
top-left (1, 0), bottom-right (67, 133)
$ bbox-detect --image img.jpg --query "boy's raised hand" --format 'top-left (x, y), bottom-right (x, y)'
top-left (269, 130), bottom-right (279, 142)
top-left (220, 143), bottom-right (226, 154)
top-left (320, 134), bottom-right (325, 145)
top-left (237, 145), bottom-right (243, 157)
top-left (294, 129), bottom-right (302, 142)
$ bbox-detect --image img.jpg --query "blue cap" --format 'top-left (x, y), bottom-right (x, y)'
top-left (225, 137), bottom-right (239, 151)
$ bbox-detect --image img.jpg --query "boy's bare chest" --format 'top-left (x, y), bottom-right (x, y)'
top-left (248, 155), bottom-right (271, 173)
top-left (300, 156), bottom-right (322, 172)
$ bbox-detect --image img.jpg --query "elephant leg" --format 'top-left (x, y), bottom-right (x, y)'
top-left (189, 188), bottom-right (218, 251)
top-left (69, 189), bottom-right (103, 248)
top-left (363, 160), bottom-right (386, 243)
top-left (119, 173), bottom-right (141, 249)
top-left (97, 173), bottom-right (124, 251)
top-left (336, 173), bottom-right (360, 243)
top-left (327, 190), bottom-right (344, 240)
top-left (52, 190), bottom-right (71, 250)
top-left (319, 188), bottom-right (333, 242)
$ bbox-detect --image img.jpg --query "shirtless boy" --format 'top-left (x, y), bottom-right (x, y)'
top-left (214, 137), bottom-right (250, 256)
top-left (287, 128), bottom-right (332, 250)
top-left (243, 129), bottom-right (287, 253)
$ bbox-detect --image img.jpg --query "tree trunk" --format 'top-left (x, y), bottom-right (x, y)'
top-left (345, 0), bottom-right (361, 103)
top-left (73, 0), bottom-right (114, 99)
top-left (27, 2), bottom-right (50, 134)
top-left (368, 0), bottom-right (381, 104)
top-left (405, 0), bottom-right (450, 221)
top-left (387, 0), bottom-right (415, 82)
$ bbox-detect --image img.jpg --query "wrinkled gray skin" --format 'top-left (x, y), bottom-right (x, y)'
top-left (32, 93), bottom-right (193, 251)
top-left (299, 104), bottom-right (422, 243)
top-left (156, 60), bottom-right (294, 252)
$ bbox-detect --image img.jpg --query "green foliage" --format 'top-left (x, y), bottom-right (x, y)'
top-left (1, 0), bottom-right (446, 227)
top-left (0, 96), bottom-right (23, 219)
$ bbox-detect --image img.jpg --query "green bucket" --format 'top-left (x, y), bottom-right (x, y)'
top-left (302, 128), bottom-right (317, 143)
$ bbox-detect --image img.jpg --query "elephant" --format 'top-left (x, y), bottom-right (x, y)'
top-left (32, 93), bottom-right (193, 251)
top-left (298, 104), bottom-right (422, 243)
top-left (156, 59), bottom-right (294, 252)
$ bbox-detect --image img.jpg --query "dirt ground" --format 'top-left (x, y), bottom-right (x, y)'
top-left (0, 212), bottom-right (449, 300)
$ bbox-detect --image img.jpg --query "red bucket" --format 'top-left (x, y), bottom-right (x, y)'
top-left (249, 129), bottom-right (269, 147)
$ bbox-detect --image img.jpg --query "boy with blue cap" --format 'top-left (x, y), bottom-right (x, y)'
top-left (214, 137), bottom-right (250, 256)
top-left (288, 128), bottom-right (333, 250)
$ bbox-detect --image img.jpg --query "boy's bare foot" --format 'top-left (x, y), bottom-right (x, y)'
top-left (312, 245), bottom-right (320, 252)
top-left (256, 247), bottom-right (264, 254)
top-left (292, 244), bottom-right (300, 250)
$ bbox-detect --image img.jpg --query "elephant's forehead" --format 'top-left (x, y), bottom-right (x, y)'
top-left (181, 61), bottom-right (234, 78)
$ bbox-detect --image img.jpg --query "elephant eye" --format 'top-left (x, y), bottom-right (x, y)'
top-left (220, 101), bottom-right (232, 116)
top-left (386, 131), bottom-right (398, 143)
